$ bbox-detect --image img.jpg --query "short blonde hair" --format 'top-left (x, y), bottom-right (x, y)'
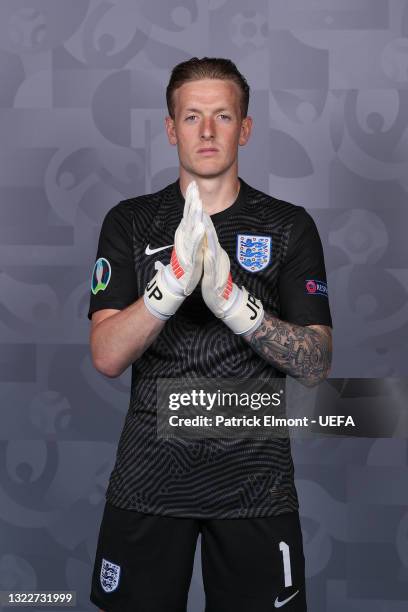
top-left (166, 56), bottom-right (250, 120)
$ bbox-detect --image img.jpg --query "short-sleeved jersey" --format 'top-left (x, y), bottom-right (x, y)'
top-left (88, 177), bottom-right (332, 519)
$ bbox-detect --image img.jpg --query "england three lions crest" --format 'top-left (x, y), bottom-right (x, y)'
top-left (237, 235), bottom-right (272, 272)
top-left (100, 558), bottom-right (121, 593)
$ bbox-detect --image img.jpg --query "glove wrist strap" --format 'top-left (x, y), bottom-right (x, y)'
top-left (144, 266), bottom-right (185, 320)
top-left (223, 286), bottom-right (264, 335)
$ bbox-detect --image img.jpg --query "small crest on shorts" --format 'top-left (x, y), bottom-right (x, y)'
top-left (237, 234), bottom-right (272, 272)
top-left (100, 558), bottom-right (121, 593)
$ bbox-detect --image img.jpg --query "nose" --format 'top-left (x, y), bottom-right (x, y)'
top-left (200, 116), bottom-right (215, 140)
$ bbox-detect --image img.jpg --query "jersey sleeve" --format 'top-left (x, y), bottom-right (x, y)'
top-left (278, 207), bottom-right (333, 328)
top-left (87, 202), bottom-right (138, 321)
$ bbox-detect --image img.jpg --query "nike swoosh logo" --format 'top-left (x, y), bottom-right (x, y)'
top-left (145, 244), bottom-right (173, 255)
top-left (274, 590), bottom-right (299, 608)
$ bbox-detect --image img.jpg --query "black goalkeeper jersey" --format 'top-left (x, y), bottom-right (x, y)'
top-left (88, 177), bottom-right (332, 519)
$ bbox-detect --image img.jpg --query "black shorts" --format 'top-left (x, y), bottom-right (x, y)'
top-left (90, 502), bottom-right (307, 612)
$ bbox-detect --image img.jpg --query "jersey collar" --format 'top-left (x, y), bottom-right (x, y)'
top-left (173, 177), bottom-right (248, 222)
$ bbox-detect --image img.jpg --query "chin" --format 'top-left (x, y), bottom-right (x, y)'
top-left (185, 164), bottom-right (230, 179)
top-left (193, 170), bottom-right (226, 180)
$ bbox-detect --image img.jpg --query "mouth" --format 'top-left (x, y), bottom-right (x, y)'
top-left (197, 148), bottom-right (219, 155)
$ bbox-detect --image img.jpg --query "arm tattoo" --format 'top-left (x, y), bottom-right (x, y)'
top-left (245, 313), bottom-right (332, 387)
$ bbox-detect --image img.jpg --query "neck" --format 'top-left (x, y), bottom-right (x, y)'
top-left (179, 168), bottom-right (240, 216)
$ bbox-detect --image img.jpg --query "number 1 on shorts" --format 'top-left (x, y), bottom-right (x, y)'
top-left (279, 541), bottom-right (292, 587)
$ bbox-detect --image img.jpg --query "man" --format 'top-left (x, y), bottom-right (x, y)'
top-left (89, 57), bottom-right (332, 612)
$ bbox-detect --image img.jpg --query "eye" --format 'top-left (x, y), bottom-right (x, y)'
top-left (185, 115), bottom-right (197, 121)
top-left (219, 114), bottom-right (231, 121)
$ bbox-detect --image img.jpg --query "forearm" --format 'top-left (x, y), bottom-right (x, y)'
top-left (244, 312), bottom-right (332, 387)
top-left (90, 297), bottom-right (165, 377)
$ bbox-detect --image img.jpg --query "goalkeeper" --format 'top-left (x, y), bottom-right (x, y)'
top-left (88, 57), bottom-right (332, 612)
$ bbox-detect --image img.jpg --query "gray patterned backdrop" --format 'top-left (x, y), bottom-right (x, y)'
top-left (1, 1), bottom-right (408, 610)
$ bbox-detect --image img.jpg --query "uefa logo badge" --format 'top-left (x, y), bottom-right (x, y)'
top-left (236, 234), bottom-right (272, 272)
top-left (91, 257), bottom-right (111, 295)
top-left (305, 279), bottom-right (328, 296)
top-left (306, 280), bottom-right (317, 293)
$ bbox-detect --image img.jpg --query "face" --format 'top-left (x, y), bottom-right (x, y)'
top-left (165, 78), bottom-right (252, 180)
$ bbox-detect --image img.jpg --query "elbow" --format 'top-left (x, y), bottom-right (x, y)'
top-left (310, 371), bottom-right (330, 388)
top-left (90, 334), bottom-right (124, 378)
top-left (93, 358), bottom-right (121, 378)
top-left (298, 376), bottom-right (319, 389)
top-left (99, 365), bottom-right (122, 378)
top-left (91, 350), bottom-right (123, 378)
top-left (306, 346), bottom-right (332, 387)
top-left (298, 365), bottom-right (332, 389)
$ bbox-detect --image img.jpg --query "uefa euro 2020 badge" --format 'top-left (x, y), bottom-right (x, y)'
top-left (91, 257), bottom-right (111, 294)
top-left (237, 234), bottom-right (272, 272)
top-left (100, 558), bottom-right (121, 593)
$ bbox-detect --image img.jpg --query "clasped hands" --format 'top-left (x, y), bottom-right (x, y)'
top-left (144, 181), bottom-right (264, 336)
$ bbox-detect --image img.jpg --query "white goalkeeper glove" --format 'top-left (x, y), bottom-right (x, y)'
top-left (144, 180), bottom-right (205, 320)
top-left (201, 213), bottom-right (264, 335)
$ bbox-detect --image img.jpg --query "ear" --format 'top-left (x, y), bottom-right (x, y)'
top-left (239, 115), bottom-right (253, 146)
top-left (165, 115), bottom-right (177, 146)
